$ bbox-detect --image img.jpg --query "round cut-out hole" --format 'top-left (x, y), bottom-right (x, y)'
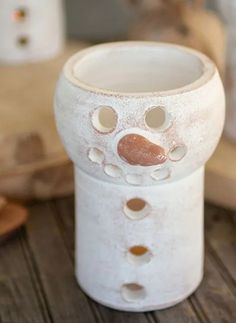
top-left (124, 198), bottom-right (150, 220)
top-left (125, 174), bottom-right (142, 185)
top-left (17, 36), bottom-right (29, 47)
top-left (104, 164), bottom-right (122, 178)
top-left (13, 8), bottom-right (27, 22)
top-left (88, 148), bottom-right (104, 165)
top-left (151, 167), bottom-right (170, 181)
top-left (145, 106), bottom-right (170, 131)
top-left (92, 106), bottom-right (117, 133)
top-left (169, 144), bottom-right (187, 161)
top-left (128, 246), bottom-right (152, 265)
top-left (121, 284), bottom-right (146, 302)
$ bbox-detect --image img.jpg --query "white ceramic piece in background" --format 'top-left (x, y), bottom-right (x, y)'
top-left (54, 42), bottom-right (225, 311)
top-left (216, 0), bottom-right (236, 142)
top-left (0, 0), bottom-right (65, 64)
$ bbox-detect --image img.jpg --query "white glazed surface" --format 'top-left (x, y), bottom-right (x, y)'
top-left (54, 42), bottom-right (225, 311)
top-left (75, 166), bottom-right (204, 312)
top-left (55, 43), bottom-right (224, 186)
top-left (0, 0), bottom-right (65, 64)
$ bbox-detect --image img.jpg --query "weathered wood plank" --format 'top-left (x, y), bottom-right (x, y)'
top-left (155, 203), bottom-right (236, 323)
top-left (54, 198), bottom-right (211, 323)
top-left (55, 197), bottom-right (236, 323)
top-left (205, 204), bottom-right (236, 284)
top-left (98, 304), bottom-right (151, 323)
top-left (2, 196), bottom-right (235, 323)
top-left (186, 204), bottom-right (236, 323)
top-left (0, 230), bottom-right (49, 323)
top-left (53, 197), bottom-right (151, 323)
top-left (27, 202), bottom-right (97, 323)
top-left (53, 197), bottom-right (75, 261)
top-left (153, 299), bottom-right (203, 323)
top-left (193, 253), bottom-right (236, 323)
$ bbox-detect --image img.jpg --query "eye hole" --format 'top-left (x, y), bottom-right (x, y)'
top-left (145, 106), bottom-right (170, 131)
top-left (92, 106), bottom-right (117, 133)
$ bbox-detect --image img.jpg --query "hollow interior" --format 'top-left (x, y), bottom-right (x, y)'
top-left (145, 106), bottom-right (169, 131)
top-left (125, 174), bottom-right (142, 186)
top-left (130, 246), bottom-right (148, 256)
top-left (127, 198), bottom-right (146, 212)
top-left (88, 148), bottom-right (104, 164)
top-left (104, 164), bottom-right (122, 178)
top-left (121, 284), bottom-right (146, 302)
top-left (73, 45), bottom-right (204, 93)
top-left (169, 145), bottom-right (187, 161)
top-left (151, 167), bottom-right (170, 181)
top-left (124, 198), bottom-right (150, 220)
top-left (128, 246), bottom-right (152, 266)
top-left (92, 106), bottom-right (117, 133)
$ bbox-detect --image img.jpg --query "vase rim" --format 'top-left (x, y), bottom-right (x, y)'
top-left (64, 41), bottom-right (216, 98)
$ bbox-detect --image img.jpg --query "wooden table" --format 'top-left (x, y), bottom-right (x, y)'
top-left (0, 196), bottom-right (235, 323)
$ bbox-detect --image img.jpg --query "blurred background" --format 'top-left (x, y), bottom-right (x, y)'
top-left (66, 0), bottom-right (217, 40)
top-left (0, 0), bottom-right (236, 230)
top-left (0, 0), bottom-right (234, 240)
top-left (0, 2), bottom-right (236, 322)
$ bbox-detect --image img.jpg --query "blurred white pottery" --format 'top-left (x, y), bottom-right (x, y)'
top-left (0, 0), bottom-right (65, 64)
top-left (54, 42), bottom-right (225, 311)
top-left (216, 0), bottom-right (236, 142)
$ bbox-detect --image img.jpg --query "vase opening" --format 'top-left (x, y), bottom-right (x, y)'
top-left (71, 43), bottom-right (206, 94)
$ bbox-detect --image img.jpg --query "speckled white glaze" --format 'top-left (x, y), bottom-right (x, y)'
top-left (54, 42), bottom-right (225, 311)
top-left (0, 0), bottom-right (65, 64)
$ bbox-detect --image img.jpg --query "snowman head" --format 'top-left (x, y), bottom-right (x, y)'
top-left (55, 42), bottom-right (224, 186)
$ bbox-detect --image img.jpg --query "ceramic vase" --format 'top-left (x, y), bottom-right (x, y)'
top-left (216, 0), bottom-right (236, 142)
top-left (0, 0), bottom-right (65, 64)
top-left (54, 42), bottom-right (225, 311)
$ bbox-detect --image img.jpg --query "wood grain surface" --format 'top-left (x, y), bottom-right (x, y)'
top-left (0, 196), bottom-right (235, 322)
top-left (0, 42), bottom-right (88, 200)
top-left (0, 202), bottom-right (28, 242)
top-left (206, 136), bottom-right (236, 210)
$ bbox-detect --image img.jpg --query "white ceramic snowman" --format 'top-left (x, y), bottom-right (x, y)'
top-left (55, 42), bottom-right (225, 311)
top-left (0, 0), bottom-right (65, 64)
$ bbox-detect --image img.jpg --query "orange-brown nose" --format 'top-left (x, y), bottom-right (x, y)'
top-left (117, 134), bottom-right (167, 166)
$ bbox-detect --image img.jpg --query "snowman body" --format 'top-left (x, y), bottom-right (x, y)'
top-left (0, 0), bottom-right (65, 64)
top-left (55, 42), bottom-right (225, 311)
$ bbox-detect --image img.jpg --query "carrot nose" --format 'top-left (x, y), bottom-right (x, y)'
top-left (117, 134), bottom-right (167, 166)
